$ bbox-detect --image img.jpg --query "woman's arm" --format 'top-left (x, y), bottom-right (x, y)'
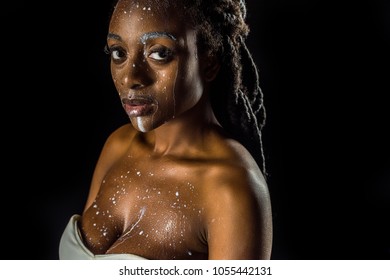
top-left (205, 166), bottom-right (273, 260)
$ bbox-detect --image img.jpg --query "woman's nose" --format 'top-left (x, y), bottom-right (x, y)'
top-left (123, 57), bottom-right (153, 90)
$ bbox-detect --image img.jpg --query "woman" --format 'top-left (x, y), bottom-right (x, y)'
top-left (60, 0), bottom-right (272, 260)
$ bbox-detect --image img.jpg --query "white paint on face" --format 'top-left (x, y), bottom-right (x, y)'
top-left (109, 0), bottom-right (204, 132)
top-left (137, 117), bottom-right (146, 132)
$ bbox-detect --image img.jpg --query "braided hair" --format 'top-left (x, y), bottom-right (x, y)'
top-left (109, 0), bottom-right (267, 176)
top-left (178, 0), bottom-right (267, 176)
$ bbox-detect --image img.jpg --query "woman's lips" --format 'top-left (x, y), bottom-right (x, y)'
top-left (122, 96), bottom-right (156, 117)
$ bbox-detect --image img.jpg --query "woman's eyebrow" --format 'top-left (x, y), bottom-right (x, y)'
top-left (107, 33), bottom-right (122, 41)
top-left (140, 32), bottom-right (177, 44)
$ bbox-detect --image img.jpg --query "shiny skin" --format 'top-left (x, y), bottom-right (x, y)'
top-left (79, 0), bottom-right (272, 260)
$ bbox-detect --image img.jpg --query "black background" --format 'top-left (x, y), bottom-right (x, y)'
top-left (5, 0), bottom-right (389, 259)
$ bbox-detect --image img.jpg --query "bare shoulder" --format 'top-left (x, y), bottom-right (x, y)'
top-left (93, 123), bottom-right (137, 172)
top-left (204, 139), bottom-right (269, 200)
top-left (201, 140), bottom-right (273, 259)
top-left (102, 123), bottom-right (136, 152)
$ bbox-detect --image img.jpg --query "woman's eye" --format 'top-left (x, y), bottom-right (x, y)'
top-left (148, 47), bottom-right (173, 62)
top-left (105, 45), bottom-right (127, 62)
top-left (112, 50), bottom-right (124, 60)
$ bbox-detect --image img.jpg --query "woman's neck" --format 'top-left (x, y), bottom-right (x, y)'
top-left (147, 96), bottom-right (220, 157)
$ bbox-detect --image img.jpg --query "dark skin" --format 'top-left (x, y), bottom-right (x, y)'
top-left (79, 0), bottom-right (272, 260)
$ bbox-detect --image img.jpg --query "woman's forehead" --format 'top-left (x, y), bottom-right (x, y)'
top-left (108, 1), bottom-right (198, 48)
top-left (114, 0), bottom-right (182, 13)
top-left (110, 0), bottom-right (190, 35)
top-left (111, 0), bottom-right (186, 26)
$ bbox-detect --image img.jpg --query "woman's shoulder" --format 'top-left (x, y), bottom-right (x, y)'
top-left (199, 138), bottom-right (272, 259)
top-left (105, 123), bottom-right (137, 144)
top-left (201, 135), bottom-right (268, 197)
top-left (96, 123), bottom-right (137, 167)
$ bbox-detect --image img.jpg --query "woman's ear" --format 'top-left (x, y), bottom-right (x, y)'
top-left (202, 55), bottom-right (221, 82)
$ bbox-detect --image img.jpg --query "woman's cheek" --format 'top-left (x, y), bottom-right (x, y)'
top-left (157, 70), bottom-right (177, 113)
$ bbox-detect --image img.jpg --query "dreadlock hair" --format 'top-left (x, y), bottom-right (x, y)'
top-left (182, 0), bottom-right (267, 176)
top-left (109, 0), bottom-right (267, 176)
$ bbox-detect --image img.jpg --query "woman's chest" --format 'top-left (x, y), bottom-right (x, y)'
top-left (81, 162), bottom-right (208, 258)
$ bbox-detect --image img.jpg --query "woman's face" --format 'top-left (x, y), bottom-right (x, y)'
top-left (107, 0), bottom-right (205, 132)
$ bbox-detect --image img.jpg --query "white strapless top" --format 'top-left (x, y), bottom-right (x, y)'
top-left (59, 214), bottom-right (147, 260)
